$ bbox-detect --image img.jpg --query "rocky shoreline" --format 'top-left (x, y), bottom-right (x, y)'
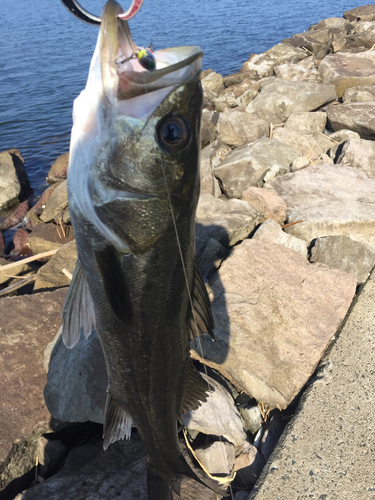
top-left (1, 5), bottom-right (375, 499)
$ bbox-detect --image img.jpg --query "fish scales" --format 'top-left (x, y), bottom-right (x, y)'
top-left (62, 1), bottom-right (226, 498)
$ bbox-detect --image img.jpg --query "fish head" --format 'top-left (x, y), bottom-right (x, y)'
top-left (68, 0), bottom-right (203, 254)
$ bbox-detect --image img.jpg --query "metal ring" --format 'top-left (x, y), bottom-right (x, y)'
top-left (60, 0), bottom-right (144, 25)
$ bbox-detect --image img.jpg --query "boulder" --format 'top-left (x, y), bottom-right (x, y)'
top-left (33, 240), bottom-right (77, 292)
top-left (273, 63), bottom-right (322, 83)
top-left (326, 102), bottom-right (375, 140)
top-left (0, 200), bottom-right (29, 230)
top-left (223, 71), bottom-right (257, 87)
top-left (282, 32), bottom-right (332, 59)
top-left (47, 153), bottom-right (69, 184)
top-left (265, 164), bottom-right (375, 246)
top-left (284, 111), bottom-right (327, 135)
top-left (342, 85), bottom-right (375, 103)
top-left (310, 235), bottom-right (375, 285)
top-left (28, 223), bottom-right (74, 254)
top-left (198, 238), bottom-right (229, 280)
top-left (0, 288), bottom-right (67, 490)
top-left (201, 109), bottom-right (219, 147)
top-left (0, 260), bottom-right (32, 286)
top-left (44, 328), bottom-right (106, 424)
top-left (195, 441), bottom-right (235, 475)
top-left (241, 43), bottom-right (307, 78)
top-left (319, 51), bottom-right (375, 97)
top-left (239, 406), bottom-right (263, 435)
top-left (252, 220), bottom-right (308, 258)
top-left (213, 137), bottom-right (298, 197)
top-left (241, 187), bottom-right (287, 225)
top-left (0, 151), bottom-right (21, 210)
top-left (337, 137), bottom-right (375, 177)
top-left (201, 71), bottom-right (225, 96)
top-left (183, 374), bottom-right (247, 449)
top-left (232, 88), bottom-right (258, 108)
top-left (272, 128), bottom-right (332, 162)
top-left (195, 194), bottom-right (263, 256)
top-left (246, 80), bottom-right (337, 123)
top-left (10, 228), bottom-right (31, 258)
top-left (39, 180), bottom-right (68, 223)
top-left (200, 141), bottom-right (230, 196)
top-left (217, 110), bottom-right (269, 148)
top-left (309, 17), bottom-right (350, 31)
top-left (190, 240), bottom-right (356, 409)
top-left (233, 442), bottom-right (265, 490)
top-left (344, 5), bottom-right (375, 22)
top-left (328, 129), bottom-right (360, 159)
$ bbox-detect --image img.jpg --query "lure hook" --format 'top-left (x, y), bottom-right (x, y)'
top-left (60, 0), bottom-right (144, 25)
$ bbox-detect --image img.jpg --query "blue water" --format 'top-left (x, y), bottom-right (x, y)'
top-left (0, 0), bottom-right (364, 198)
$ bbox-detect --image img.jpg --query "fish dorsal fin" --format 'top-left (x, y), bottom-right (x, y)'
top-left (103, 391), bottom-right (133, 450)
top-left (179, 364), bottom-right (213, 420)
top-left (189, 259), bottom-right (215, 342)
top-left (94, 246), bottom-right (133, 324)
top-left (62, 260), bottom-right (95, 348)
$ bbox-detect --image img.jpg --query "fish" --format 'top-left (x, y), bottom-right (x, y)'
top-left (61, 1), bottom-right (226, 498)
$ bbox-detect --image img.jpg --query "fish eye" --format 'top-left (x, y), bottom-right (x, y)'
top-left (157, 117), bottom-right (190, 153)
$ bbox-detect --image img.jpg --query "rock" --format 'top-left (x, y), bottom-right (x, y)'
top-left (47, 153), bottom-right (69, 184)
top-left (342, 84), bottom-right (375, 103)
top-left (28, 223), bottom-right (74, 254)
top-left (4, 149), bottom-right (31, 204)
top-left (198, 238), bottom-right (229, 280)
top-left (27, 182), bottom-right (62, 218)
top-left (246, 80), bottom-right (337, 123)
top-left (212, 95), bottom-right (229, 112)
top-left (327, 102), bottom-right (375, 139)
top-left (201, 71), bottom-right (225, 96)
top-left (241, 187), bottom-right (287, 225)
top-left (344, 5), bottom-right (375, 22)
top-left (233, 442), bottom-right (264, 490)
top-left (241, 43), bottom-right (307, 78)
top-left (328, 129), bottom-right (360, 159)
top-left (10, 228), bottom-right (31, 258)
top-left (0, 200), bottom-right (29, 230)
top-left (200, 140), bottom-right (231, 196)
top-left (0, 151), bottom-right (21, 209)
top-left (0, 288), bottom-right (67, 491)
top-left (265, 164), bottom-right (375, 246)
top-left (319, 51), bottom-right (375, 98)
top-left (201, 109), bottom-right (219, 147)
top-left (44, 328), bottom-right (107, 424)
top-left (223, 71), bottom-right (258, 87)
top-left (337, 137), bottom-right (375, 177)
top-left (183, 374), bottom-right (247, 448)
top-left (39, 180), bottom-right (68, 223)
top-left (217, 110), bottom-right (268, 148)
top-left (61, 207), bottom-right (71, 224)
top-left (284, 111), bottom-right (327, 135)
top-left (190, 240), bottom-right (356, 409)
top-left (310, 235), bottom-right (375, 285)
top-left (0, 260), bottom-right (32, 285)
top-left (195, 194), bottom-right (264, 256)
top-left (202, 87), bottom-right (217, 110)
top-left (273, 63), bottom-right (322, 83)
top-left (346, 21), bottom-right (375, 50)
top-left (195, 441), bottom-right (235, 475)
top-left (224, 79), bottom-right (256, 99)
top-left (252, 220), bottom-right (308, 258)
top-left (16, 438), bottom-right (147, 500)
top-left (213, 137), bottom-right (298, 197)
top-left (34, 436), bottom-right (68, 478)
top-left (33, 240), bottom-right (77, 292)
top-left (232, 88), bottom-right (258, 108)
top-left (282, 29), bottom-right (338, 59)
top-left (309, 17), bottom-right (350, 31)
top-left (290, 156), bottom-right (310, 172)
top-left (272, 128), bottom-right (332, 162)
top-left (239, 406), bottom-right (263, 435)
top-left (0, 231), bottom-right (4, 258)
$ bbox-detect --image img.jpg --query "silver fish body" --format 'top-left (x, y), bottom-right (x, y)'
top-left (62, 1), bottom-right (224, 497)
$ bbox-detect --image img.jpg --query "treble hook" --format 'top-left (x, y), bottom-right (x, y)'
top-left (60, 0), bottom-right (144, 25)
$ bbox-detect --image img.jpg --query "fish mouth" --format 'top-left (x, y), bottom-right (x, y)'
top-left (100, 0), bottom-right (203, 100)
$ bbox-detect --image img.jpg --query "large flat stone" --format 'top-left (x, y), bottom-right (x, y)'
top-left (265, 164), bottom-right (375, 246)
top-left (250, 270), bottom-right (375, 499)
top-left (344, 5), bottom-right (375, 22)
top-left (246, 80), bottom-right (337, 123)
top-left (272, 128), bottom-right (332, 162)
top-left (337, 137), bottom-right (375, 177)
top-left (326, 102), bottom-right (375, 139)
top-left (241, 187), bottom-right (287, 225)
top-left (0, 289), bottom-right (67, 488)
top-left (39, 180), bottom-right (68, 223)
top-left (191, 240), bottom-right (356, 410)
top-left (217, 110), bottom-right (269, 147)
top-left (33, 240), bottom-right (77, 292)
top-left (319, 51), bottom-right (375, 97)
top-left (213, 137), bottom-right (298, 197)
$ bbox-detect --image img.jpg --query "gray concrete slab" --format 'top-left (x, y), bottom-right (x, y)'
top-left (250, 273), bottom-right (375, 500)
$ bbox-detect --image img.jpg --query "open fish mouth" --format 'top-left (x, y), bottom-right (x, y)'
top-left (99, 0), bottom-right (203, 100)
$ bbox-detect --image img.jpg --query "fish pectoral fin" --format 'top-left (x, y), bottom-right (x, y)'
top-left (62, 260), bottom-right (95, 348)
top-left (179, 364), bottom-right (213, 420)
top-left (94, 245), bottom-right (133, 324)
top-left (189, 259), bottom-right (215, 343)
top-left (103, 392), bottom-right (133, 450)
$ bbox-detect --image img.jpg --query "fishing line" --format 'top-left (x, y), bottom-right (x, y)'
top-left (160, 158), bottom-right (235, 500)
